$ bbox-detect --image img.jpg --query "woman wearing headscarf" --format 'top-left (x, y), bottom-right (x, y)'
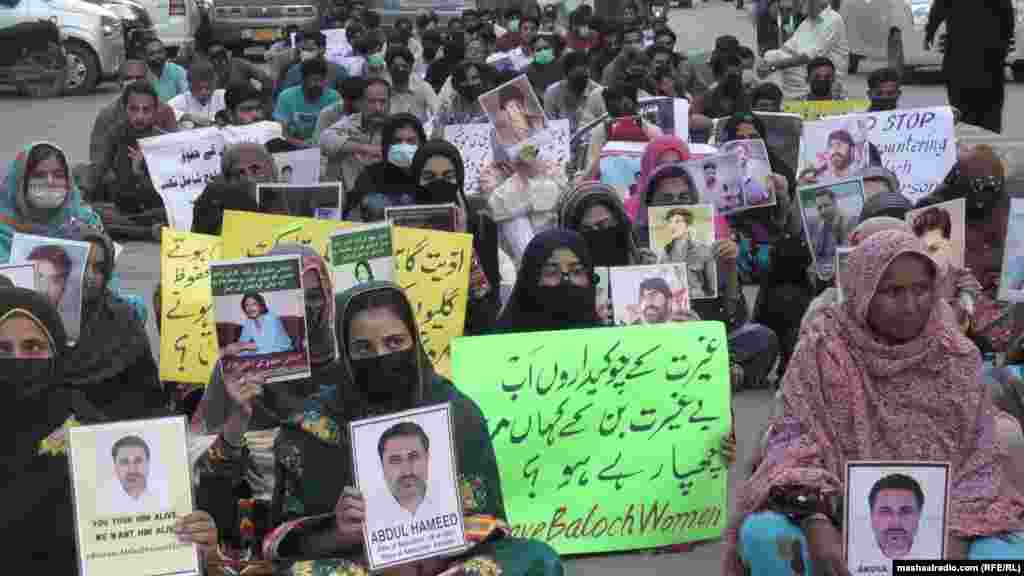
top-left (730, 230), bottom-right (1024, 576)
top-left (720, 111), bottom-right (812, 376)
top-left (0, 142), bottom-right (103, 263)
top-left (257, 282), bottom-right (563, 576)
top-left (624, 135), bottom-right (691, 222)
top-left (638, 162), bottom-right (780, 390)
top-left (479, 131), bottom-right (568, 266)
top-left (409, 140), bottom-right (501, 334)
top-left (59, 222), bottom-right (165, 423)
top-left (347, 113), bottom-right (426, 221)
top-left (0, 287), bottom-right (219, 570)
top-left (557, 180), bottom-right (654, 267)
top-left (191, 243), bottom-right (339, 562)
top-left (494, 229), bottom-right (600, 334)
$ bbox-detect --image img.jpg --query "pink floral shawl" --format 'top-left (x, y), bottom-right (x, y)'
top-left (724, 230), bottom-right (1024, 575)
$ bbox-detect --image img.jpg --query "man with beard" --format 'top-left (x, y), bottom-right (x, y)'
top-left (386, 45), bottom-right (439, 123)
top-left (207, 43), bottom-right (273, 98)
top-left (144, 38), bottom-right (188, 103)
top-left (96, 81), bottom-right (169, 240)
top-left (190, 143), bottom-right (276, 234)
top-left (636, 276), bottom-right (673, 324)
top-left (378, 421), bottom-right (434, 518)
top-left (318, 77), bottom-right (391, 191)
top-left (869, 474), bottom-right (924, 559)
top-left (544, 50), bottom-right (601, 133)
top-left (88, 60), bottom-right (177, 192)
top-left (820, 129), bottom-right (857, 181)
top-left (583, 47), bottom-right (651, 125)
top-left (432, 60), bottom-right (491, 137)
top-left (601, 27), bottom-right (646, 86)
top-left (730, 141), bottom-right (770, 205)
top-left (274, 58), bottom-right (341, 146)
top-left (222, 82), bottom-right (267, 125)
top-left (694, 48), bottom-right (750, 120)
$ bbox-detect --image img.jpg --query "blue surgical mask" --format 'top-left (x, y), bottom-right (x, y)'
top-left (388, 143), bottom-right (418, 167)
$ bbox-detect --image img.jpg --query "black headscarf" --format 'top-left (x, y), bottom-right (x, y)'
top-left (409, 139), bottom-right (467, 211)
top-left (345, 113), bottom-right (425, 220)
top-left (0, 287), bottom-right (77, 572)
top-left (494, 229), bottom-right (599, 333)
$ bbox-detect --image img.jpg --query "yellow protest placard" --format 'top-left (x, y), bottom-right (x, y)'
top-left (392, 227), bottom-right (473, 379)
top-left (782, 99), bottom-right (870, 121)
top-left (220, 210), bottom-right (356, 260)
top-left (159, 228), bottom-right (222, 385)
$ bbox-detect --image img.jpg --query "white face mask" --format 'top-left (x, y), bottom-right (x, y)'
top-left (27, 178), bottom-right (67, 210)
top-left (300, 50), bottom-right (318, 62)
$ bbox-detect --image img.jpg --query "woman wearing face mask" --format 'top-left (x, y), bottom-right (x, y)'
top-left (639, 163), bottom-right (781, 390)
top-left (493, 229), bottom-right (600, 333)
top-left (58, 222), bottom-right (165, 423)
top-left (260, 282), bottom-right (564, 576)
top-left (479, 128), bottom-right (568, 266)
top-left (410, 140), bottom-right (501, 334)
top-left (0, 143), bottom-right (103, 263)
top-left (525, 33), bottom-right (562, 96)
top-left (191, 243), bottom-right (337, 562)
top-left (346, 113), bottom-right (425, 221)
top-left (557, 180), bottom-right (655, 267)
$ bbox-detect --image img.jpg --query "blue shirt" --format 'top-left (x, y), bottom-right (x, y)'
top-left (273, 85), bottom-right (341, 143)
top-left (152, 61), bottom-right (188, 102)
top-left (278, 60), bottom-right (349, 97)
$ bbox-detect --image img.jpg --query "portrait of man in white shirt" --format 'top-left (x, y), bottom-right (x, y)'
top-left (378, 421), bottom-right (432, 518)
top-left (106, 435), bottom-right (169, 514)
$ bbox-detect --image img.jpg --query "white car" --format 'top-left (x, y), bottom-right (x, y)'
top-left (132, 0), bottom-right (200, 53)
top-left (0, 0), bottom-right (125, 94)
top-left (843, 0), bottom-right (1024, 80)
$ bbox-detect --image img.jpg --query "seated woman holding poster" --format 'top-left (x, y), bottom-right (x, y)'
top-left (57, 222), bottom-right (165, 422)
top-left (0, 142), bottom-right (104, 263)
top-left (728, 230), bottom-right (1024, 576)
top-left (0, 286), bottom-right (219, 570)
top-left (190, 245), bottom-right (338, 561)
top-left (258, 281), bottom-right (564, 576)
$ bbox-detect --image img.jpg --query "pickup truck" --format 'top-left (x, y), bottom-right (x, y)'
top-left (208, 0), bottom-right (317, 48)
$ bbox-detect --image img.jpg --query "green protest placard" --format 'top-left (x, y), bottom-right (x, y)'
top-left (451, 322), bottom-right (730, 555)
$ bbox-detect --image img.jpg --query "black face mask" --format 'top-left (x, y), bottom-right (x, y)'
top-left (305, 85), bottom-right (325, 100)
top-left (582, 227), bottom-right (631, 267)
top-left (418, 180), bottom-right (460, 205)
top-left (423, 46), bottom-right (438, 61)
top-left (391, 66), bottom-right (411, 83)
top-left (531, 283), bottom-right (596, 327)
top-left (349, 348), bottom-right (419, 406)
top-left (0, 359), bottom-right (56, 393)
top-left (809, 78), bottom-right (833, 98)
top-left (962, 174), bottom-right (1004, 220)
top-left (458, 84), bottom-right (482, 101)
top-left (568, 70), bottom-right (589, 93)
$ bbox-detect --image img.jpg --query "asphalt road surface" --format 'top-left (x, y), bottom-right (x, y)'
top-left (0, 2), bottom-right (1017, 573)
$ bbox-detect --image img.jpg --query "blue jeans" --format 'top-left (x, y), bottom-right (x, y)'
top-left (738, 511), bottom-right (1024, 575)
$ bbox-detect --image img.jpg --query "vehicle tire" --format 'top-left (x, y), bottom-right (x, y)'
top-left (848, 53), bottom-right (862, 74)
top-left (15, 42), bottom-right (67, 98)
top-left (888, 28), bottom-right (905, 81)
top-left (63, 40), bottom-right (100, 96)
top-left (1013, 61), bottom-right (1024, 82)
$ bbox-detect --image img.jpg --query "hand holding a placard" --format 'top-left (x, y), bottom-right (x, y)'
top-left (222, 341), bottom-right (259, 356)
top-left (174, 510), bottom-right (218, 555)
top-left (334, 486), bottom-right (366, 547)
top-left (806, 519), bottom-right (852, 576)
top-left (714, 239), bottom-right (740, 265)
top-left (222, 369), bottom-right (266, 445)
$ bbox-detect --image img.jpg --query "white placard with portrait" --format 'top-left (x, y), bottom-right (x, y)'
top-left (844, 461), bottom-right (950, 576)
top-left (350, 403), bottom-right (467, 571)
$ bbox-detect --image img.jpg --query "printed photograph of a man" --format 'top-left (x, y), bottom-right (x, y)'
top-left (106, 435), bottom-right (169, 513)
top-left (868, 473), bottom-right (924, 559)
top-left (379, 421), bottom-right (431, 517)
top-left (908, 198), bottom-right (966, 272)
